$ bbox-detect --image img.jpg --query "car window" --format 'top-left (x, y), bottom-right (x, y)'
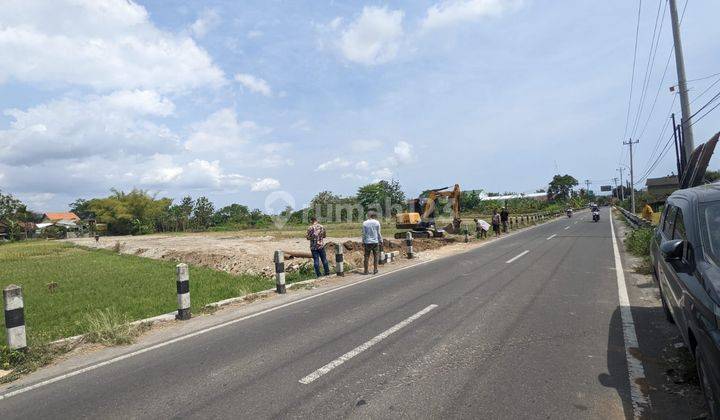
top-left (663, 206), bottom-right (677, 237)
top-left (702, 202), bottom-right (720, 264)
top-left (673, 208), bottom-right (686, 240)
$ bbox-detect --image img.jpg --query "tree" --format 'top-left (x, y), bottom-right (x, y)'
top-left (69, 198), bottom-right (94, 220)
top-left (547, 174), bottom-right (579, 201)
top-left (213, 203), bottom-right (251, 226)
top-left (706, 169), bottom-right (720, 183)
top-left (0, 190), bottom-right (26, 220)
top-left (191, 196), bottom-right (215, 230)
top-left (178, 196), bottom-right (194, 231)
top-left (87, 189), bottom-right (171, 235)
top-left (356, 180), bottom-right (406, 217)
top-left (459, 190), bottom-right (482, 211)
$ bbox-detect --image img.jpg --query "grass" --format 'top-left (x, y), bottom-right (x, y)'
top-left (83, 308), bottom-right (149, 346)
top-left (0, 338), bottom-right (74, 383)
top-left (0, 241), bottom-right (314, 344)
top-left (625, 227), bottom-right (654, 257)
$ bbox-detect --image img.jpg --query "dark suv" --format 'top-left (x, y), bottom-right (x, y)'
top-left (650, 183), bottom-right (720, 416)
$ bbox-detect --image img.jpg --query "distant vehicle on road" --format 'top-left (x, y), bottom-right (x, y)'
top-left (649, 183), bottom-right (720, 417)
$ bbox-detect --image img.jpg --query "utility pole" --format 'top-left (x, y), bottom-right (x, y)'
top-left (584, 179), bottom-right (591, 197)
top-left (623, 139), bottom-right (639, 214)
top-left (617, 167), bottom-right (625, 201)
top-left (612, 177), bottom-right (619, 199)
top-left (669, 0), bottom-right (694, 159)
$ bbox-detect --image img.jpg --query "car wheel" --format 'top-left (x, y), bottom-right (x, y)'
top-left (697, 346), bottom-right (720, 419)
top-left (658, 280), bottom-right (675, 324)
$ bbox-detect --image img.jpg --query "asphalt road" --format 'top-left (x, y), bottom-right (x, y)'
top-left (0, 208), bottom-right (641, 419)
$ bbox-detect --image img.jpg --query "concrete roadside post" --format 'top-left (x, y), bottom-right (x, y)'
top-left (3, 284), bottom-right (27, 351)
top-left (379, 242), bottom-right (386, 265)
top-left (274, 250), bottom-right (286, 294)
top-left (464, 227), bottom-right (469, 243)
top-left (176, 263), bottom-right (191, 320)
top-left (406, 231), bottom-right (414, 259)
top-left (335, 244), bottom-right (344, 276)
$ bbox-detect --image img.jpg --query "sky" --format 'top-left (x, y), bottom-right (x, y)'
top-left (1, 0), bottom-right (719, 213)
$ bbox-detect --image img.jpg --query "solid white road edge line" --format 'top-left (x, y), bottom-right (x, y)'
top-left (0, 259), bottom-right (436, 401)
top-left (609, 212), bottom-right (650, 417)
top-left (505, 250), bottom-right (529, 264)
top-left (1, 214), bottom-right (567, 400)
top-left (298, 304), bottom-right (438, 385)
top-left (546, 234), bottom-right (557, 240)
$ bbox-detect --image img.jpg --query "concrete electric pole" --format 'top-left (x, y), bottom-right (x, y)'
top-left (668, 0), bottom-right (694, 159)
top-left (612, 177), bottom-right (619, 199)
top-left (617, 167), bottom-right (625, 201)
top-left (623, 139), bottom-right (640, 213)
top-left (584, 180), bottom-right (591, 197)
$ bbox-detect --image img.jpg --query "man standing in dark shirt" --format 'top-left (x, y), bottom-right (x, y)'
top-left (500, 207), bottom-right (509, 233)
top-left (306, 217), bottom-right (330, 277)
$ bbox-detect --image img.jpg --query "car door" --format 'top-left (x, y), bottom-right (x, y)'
top-left (658, 205), bottom-right (686, 332)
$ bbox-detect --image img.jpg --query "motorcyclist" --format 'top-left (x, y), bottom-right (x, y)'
top-left (566, 208), bottom-right (573, 217)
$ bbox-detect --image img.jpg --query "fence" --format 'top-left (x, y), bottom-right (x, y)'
top-left (615, 206), bottom-right (653, 229)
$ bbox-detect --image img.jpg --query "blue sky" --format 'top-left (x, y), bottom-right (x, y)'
top-left (1, 0), bottom-right (719, 213)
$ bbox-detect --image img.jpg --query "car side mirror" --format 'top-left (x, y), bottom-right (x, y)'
top-left (661, 239), bottom-right (684, 262)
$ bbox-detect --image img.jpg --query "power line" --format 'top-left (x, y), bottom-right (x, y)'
top-left (687, 71), bottom-right (720, 84)
top-left (690, 99), bottom-right (720, 128)
top-left (688, 89), bottom-right (720, 121)
top-left (690, 75), bottom-right (720, 105)
top-left (631, 0), bottom-right (666, 139)
top-left (623, 0), bottom-right (643, 141)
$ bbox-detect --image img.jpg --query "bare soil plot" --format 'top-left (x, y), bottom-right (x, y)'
top-left (67, 232), bottom-right (453, 277)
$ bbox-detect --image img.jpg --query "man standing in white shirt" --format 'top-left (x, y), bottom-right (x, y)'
top-left (362, 211), bottom-right (382, 275)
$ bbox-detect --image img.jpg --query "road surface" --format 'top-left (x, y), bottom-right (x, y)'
top-left (0, 208), bottom-right (650, 418)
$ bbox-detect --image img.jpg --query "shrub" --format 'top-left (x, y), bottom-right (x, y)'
top-left (83, 308), bottom-right (144, 346)
top-left (625, 227), bottom-right (654, 257)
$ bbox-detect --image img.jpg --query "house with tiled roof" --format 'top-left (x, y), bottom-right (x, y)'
top-left (42, 212), bottom-right (80, 223)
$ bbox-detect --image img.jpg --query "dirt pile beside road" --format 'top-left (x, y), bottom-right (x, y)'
top-left (67, 233), bottom-right (458, 277)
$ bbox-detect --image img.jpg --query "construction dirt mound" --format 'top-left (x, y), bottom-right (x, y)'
top-left (67, 233), bottom-right (459, 278)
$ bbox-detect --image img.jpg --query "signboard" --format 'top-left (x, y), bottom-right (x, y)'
top-left (600, 185), bottom-right (612, 192)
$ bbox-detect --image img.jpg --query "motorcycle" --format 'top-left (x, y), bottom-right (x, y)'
top-left (592, 211), bottom-right (600, 222)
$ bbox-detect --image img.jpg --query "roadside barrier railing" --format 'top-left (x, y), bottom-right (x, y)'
top-left (615, 206), bottom-right (653, 229)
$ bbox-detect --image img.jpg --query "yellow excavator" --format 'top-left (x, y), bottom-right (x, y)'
top-left (394, 184), bottom-right (462, 239)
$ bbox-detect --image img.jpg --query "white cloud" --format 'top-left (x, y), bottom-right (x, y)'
top-left (337, 6), bottom-right (404, 65)
top-left (372, 168), bottom-right (393, 180)
top-left (0, 91), bottom-right (179, 166)
top-left (247, 30), bottom-right (263, 39)
top-left (190, 8), bottom-right (221, 38)
top-left (341, 173), bottom-right (367, 181)
top-left (103, 90), bottom-right (175, 116)
top-left (393, 141), bottom-right (415, 164)
top-left (184, 108), bottom-right (258, 153)
top-left (0, 0), bottom-right (225, 93)
top-left (235, 73), bottom-right (273, 97)
top-left (316, 157), bottom-right (352, 171)
top-left (251, 178), bottom-right (281, 192)
top-left (350, 139), bottom-right (383, 153)
top-left (355, 160), bottom-right (370, 170)
top-left (421, 0), bottom-right (522, 30)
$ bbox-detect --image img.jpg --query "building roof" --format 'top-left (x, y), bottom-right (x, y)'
top-left (479, 192), bottom-right (546, 201)
top-left (646, 175), bottom-right (679, 188)
top-left (43, 212), bottom-right (80, 221)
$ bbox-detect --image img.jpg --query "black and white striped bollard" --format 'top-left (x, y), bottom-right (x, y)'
top-left (406, 232), bottom-right (414, 259)
top-left (176, 263), bottom-right (191, 320)
top-left (335, 244), bottom-right (344, 276)
top-left (3, 284), bottom-right (27, 350)
top-left (274, 250), bottom-right (286, 294)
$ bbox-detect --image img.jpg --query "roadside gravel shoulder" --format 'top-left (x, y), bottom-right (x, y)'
top-left (613, 210), bottom-right (707, 418)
